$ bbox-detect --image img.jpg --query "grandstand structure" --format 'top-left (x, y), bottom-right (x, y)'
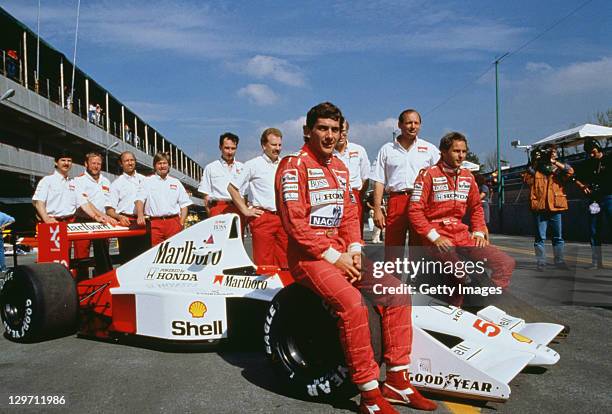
top-left (0, 7), bottom-right (203, 230)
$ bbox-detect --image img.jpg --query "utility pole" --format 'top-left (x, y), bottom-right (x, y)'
top-left (495, 52), bottom-right (509, 231)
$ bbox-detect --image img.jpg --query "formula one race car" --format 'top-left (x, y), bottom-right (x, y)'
top-left (0, 214), bottom-right (563, 402)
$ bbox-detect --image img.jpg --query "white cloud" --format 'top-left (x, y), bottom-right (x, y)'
top-left (349, 118), bottom-right (398, 158)
top-left (525, 62), bottom-right (553, 73)
top-left (513, 56), bottom-right (612, 96)
top-left (542, 57), bottom-right (612, 94)
top-left (244, 55), bottom-right (305, 87)
top-left (237, 84), bottom-right (279, 106)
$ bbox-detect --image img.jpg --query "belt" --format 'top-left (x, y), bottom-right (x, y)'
top-left (259, 208), bottom-right (278, 215)
top-left (120, 213), bottom-right (138, 218)
top-left (151, 214), bottom-right (179, 220)
top-left (208, 199), bottom-right (233, 207)
top-left (389, 190), bottom-right (413, 196)
top-left (431, 217), bottom-right (459, 225)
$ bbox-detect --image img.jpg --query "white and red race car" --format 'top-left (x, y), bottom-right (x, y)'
top-left (0, 214), bottom-right (563, 402)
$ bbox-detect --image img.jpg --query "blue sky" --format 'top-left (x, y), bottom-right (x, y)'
top-left (2, 0), bottom-right (611, 168)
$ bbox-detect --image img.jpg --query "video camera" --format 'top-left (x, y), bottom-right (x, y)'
top-left (530, 146), bottom-right (556, 174)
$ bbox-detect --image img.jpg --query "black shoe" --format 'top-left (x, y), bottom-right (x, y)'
top-left (536, 263), bottom-right (545, 272)
top-left (555, 262), bottom-right (570, 270)
top-left (586, 263), bottom-right (605, 270)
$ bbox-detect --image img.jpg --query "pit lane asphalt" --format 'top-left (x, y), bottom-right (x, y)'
top-left (1, 234), bottom-right (611, 414)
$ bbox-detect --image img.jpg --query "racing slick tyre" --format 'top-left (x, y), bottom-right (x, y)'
top-left (264, 283), bottom-right (382, 400)
top-left (1, 264), bottom-right (78, 342)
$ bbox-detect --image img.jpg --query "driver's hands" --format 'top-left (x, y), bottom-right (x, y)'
top-left (472, 234), bottom-right (488, 247)
top-left (137, 215), bottom-right (147, 226)
top-left (334, 252), bottom-right (361, 284)
top-left (433, 236), bottom-right (454, 253)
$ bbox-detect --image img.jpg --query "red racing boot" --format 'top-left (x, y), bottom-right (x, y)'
top-left (359, 388), bottom-right (400, 414)
top-left (382, 370), bottom-right (437, 411)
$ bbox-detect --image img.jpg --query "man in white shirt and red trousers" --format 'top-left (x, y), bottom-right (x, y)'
top-left (106, 151), bottom-right (148, 261)
top-left (370, 109), bottom-right (439, 260)
top-left (199, 132), bottom-right (246, 230)
top-left (72, 152), bottom-right (118, 278)
top-left (136, 152), bottom-right (192, 246)
top-left (334, 118), bottom-right (370, 238)
top-left (227, 127), bottom-right (288, 268)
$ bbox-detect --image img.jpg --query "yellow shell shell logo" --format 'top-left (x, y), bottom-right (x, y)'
top-left (511, 332), bottom-right (533, 344)
top-left (189, 301), bottom-right (207, 318)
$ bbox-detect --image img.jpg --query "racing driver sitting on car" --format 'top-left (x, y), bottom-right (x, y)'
top-left (408, 131), bottom-right (515, 305)
top-left (275, 102), bottom-right (437, 413)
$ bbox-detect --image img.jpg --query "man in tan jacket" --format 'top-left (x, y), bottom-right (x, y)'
top-left (523, 144), bottom-right (574, 271)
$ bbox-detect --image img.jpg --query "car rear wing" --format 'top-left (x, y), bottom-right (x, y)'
top-left (37, 222), bottom-right (147, 268)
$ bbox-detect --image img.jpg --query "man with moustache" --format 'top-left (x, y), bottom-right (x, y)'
top-left (199, 133), bottom-right (245, 225)
top-left (227, 127), bottom-right (288, 268)
top-left (32, 151), bottom-right (78, 224)
top-left (334, 119), bottom-right (370, 237)
top-left (106, 151), bottom-right (149, 261)
top-left (370, 109), bottom-right (439, 258)
top-left (276, 102), bottom-right (436, 413)
top-left (73, 152), bottom-right (118, 277)
top-left (136, 152), bottom-right (192, 246)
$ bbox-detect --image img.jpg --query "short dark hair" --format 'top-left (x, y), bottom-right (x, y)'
top-left (306, 102), bottom-right (343, 129)
top-left (219, 132), bottom-right (239, 147)
top-left (153, 152), bottom-right (170, 167)
top-left (439, 131), bottom-right (468, 152)
top-left (398, 109), bottom-right (422, 123)
top-left (54, 150), bottom-right (72, 162)
top-left (260, 128), bottom-right (282, 146)
top-left (584, 137), bottom-right (602, 154)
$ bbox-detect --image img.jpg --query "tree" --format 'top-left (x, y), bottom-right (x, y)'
top-left (593, 109), bottom-right (612, 127)
top-left (484, 151), bottom-right (498, 173)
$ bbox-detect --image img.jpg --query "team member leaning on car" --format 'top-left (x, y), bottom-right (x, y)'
top-left (227, 127), bottom-right (288, 268)
top-left (522, 144), bottom-right (574, 271)
top-left (275, 102), bottom-right (436, 414)
top-left (408, 132), bottom-right (515, 305)
top-left (32, 151), bottom-right (78, 224)
top-left (136, 152), bottom-right (192, 246)
top-left (73, 152), bottom-right (119, 277)
top-left (106, 151), bottom-right (149, 261)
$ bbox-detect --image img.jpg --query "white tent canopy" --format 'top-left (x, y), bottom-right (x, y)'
top-left (531, 123), bottom-right (612, 148)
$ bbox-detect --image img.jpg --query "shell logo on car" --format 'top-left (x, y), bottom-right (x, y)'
top-left (189, 301), bottom-right (207, 318)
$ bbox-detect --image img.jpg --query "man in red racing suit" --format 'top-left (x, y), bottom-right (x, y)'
top-left (275, 102), bottom-right (436, 413)
top-left (408, 132), bottom-right (514, 305)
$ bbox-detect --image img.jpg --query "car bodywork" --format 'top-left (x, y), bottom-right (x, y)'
top-left (6, 214), bottom-right (562, 402)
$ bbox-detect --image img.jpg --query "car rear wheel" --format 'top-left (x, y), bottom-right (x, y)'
top-left (264, 283), bottom-right (382, 400)
top-left (1, 263), bottom-right (78, 342)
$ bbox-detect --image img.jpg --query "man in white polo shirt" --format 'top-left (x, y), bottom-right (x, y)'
top-left (32, 151), bottom-right (77, 223)
top-left (136, 152), bottom-right (192, 246)
top-left (199, 132), bottom-right (245, 226)
top-left (334, 119), bottom-right (370, 237)
top-left (73, 151), bottom-right (118, 277)
top-left (106, 151), bottom-right (148, 261)
top-left (227, 127), bottom-right (288, 268)
top-left (370, 109), bottom-right (439, 257)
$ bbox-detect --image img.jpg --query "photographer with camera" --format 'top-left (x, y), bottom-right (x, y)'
top-left (574, 138), bottom-right (612, 269)
top-left (523, 144), bottom-right (574, 271)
